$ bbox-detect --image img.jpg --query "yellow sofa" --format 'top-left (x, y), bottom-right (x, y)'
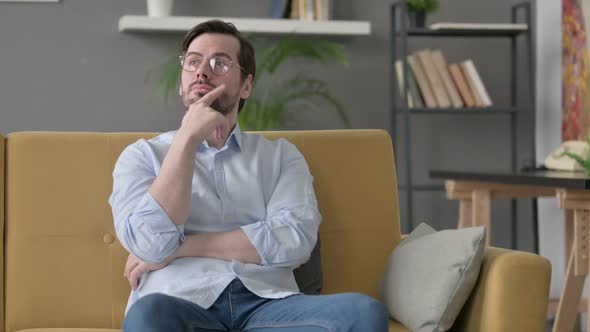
top-left (0, 130), bottom-right (550, 332)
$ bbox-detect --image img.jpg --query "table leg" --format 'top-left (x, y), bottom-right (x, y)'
top-left (565, 209), bottom-right (582, 332)
top-left (553, 209), bottom-right (590, 332)
top-left (458, 199), bottom-right (472, 229)
top-left (553, 246), bottom-right (586, 332)
top-left (472, 190), bottom-right (491, 246)
top-left (566, 209), bottom-right (574, 263)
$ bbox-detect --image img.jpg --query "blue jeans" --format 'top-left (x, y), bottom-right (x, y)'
top-left (124, 279), bottom-right (389, 331)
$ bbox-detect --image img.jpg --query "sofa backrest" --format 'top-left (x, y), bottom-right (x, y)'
top-left (4, 130), bottom-right (401, 331)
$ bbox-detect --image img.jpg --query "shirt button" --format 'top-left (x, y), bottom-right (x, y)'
top-left (103, 233), bottom-right (115, 244)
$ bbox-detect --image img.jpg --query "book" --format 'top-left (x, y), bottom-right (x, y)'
top-left (290, 0), bottom-right (299, 19)
top-left (306, 0), bottom-right (315, 20)
top-left (321, 0), bottom-right (332, 20)
top-left (408, 54), bottom-right (437, 108)
top-left (271, 0), bottom-right (288, 19)
top-left (448, 63), bottom-right (475, 107)
top-left (460, 62), bottom-right (482, 106)
top-left (416, 49), bottom-right (451, 108)
top-left (461, 59), bottom-right (492, 107)
top-left (430, 49), bottom-right (463, 108)
top-left (407, 67), bottom-right (424, 108)
top-left (314, 0), bottom-right (322, 20)
top-left (281, 0), bottom-right (292, 19)
top-left (395, 60), bottom-right (414, 108)
top-left (429, 22), bottom-right (528, 31)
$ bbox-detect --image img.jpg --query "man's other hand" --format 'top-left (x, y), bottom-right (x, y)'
top-left (124, 254), bottom-right (175, 290)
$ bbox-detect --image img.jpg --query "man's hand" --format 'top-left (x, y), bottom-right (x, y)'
top-left (124, 254), bottom-right (175, 290)
top-left (179, 84), bottom-right (230, 144)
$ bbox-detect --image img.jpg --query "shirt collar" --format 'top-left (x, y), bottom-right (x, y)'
top-left (200, 123), bottom-right (242, 152)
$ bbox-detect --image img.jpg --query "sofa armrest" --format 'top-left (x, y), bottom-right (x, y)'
top-left (451, 246), bottom-right (551, 332)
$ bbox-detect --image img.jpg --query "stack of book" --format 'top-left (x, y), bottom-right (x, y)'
top-left (395, 49), bottom-right (493, 109)
top-left (272, 0), bottom-right (332, 20)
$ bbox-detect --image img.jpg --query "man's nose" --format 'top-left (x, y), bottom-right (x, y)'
top-left (195, 60), bottom-right (211, 79)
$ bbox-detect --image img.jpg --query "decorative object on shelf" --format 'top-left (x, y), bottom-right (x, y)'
top-left (288, 0), bottom-right (332, 21)
top-left (554, 138), bottom-right (590, 174)
top-left (147, 0), bottom-right (173, 17)
top-left (146, 36), bottom-right (350, 131)
top-left (405, 0), bottom-right (439, 28)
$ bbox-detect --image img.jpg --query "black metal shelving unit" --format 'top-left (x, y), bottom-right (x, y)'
top-left (389, 1), bottom-right (537, 251)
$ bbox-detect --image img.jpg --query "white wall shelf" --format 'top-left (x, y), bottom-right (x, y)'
top-left (118, 16), bottom-right (371, 36)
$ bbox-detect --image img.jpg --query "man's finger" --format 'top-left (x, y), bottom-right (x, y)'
top-left (129, 265), bottom-right (144, 291)
top-left (124, 257), bottom-right (139, 278)
top-left (124, 260), bottom-right (138, 279)
top-left (197, 84), bottom-right (226, 106)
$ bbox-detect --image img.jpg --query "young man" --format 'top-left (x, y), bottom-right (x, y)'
top-left (109, 20), bottom-right (388, 331)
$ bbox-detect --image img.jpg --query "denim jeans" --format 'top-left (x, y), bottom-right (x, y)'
top-left (124, 279), bottom-right (389, 332)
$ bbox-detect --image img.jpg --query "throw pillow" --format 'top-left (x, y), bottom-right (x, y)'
top-left (380, 223), bottom-right (485, 332)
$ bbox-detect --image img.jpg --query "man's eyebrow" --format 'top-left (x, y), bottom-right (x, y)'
top-left (186, 51), bottom-right (232, 59)
top-left (186, 51), bottom-right (232, 58)
top-left (209, 51), bottom-right (232, 58)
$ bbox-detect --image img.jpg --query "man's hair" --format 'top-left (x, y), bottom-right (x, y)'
top-left (181, 20), bottom-right (256, 112)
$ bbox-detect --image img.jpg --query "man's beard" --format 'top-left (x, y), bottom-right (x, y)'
top-left (182, 80), bottom-right (239, 115)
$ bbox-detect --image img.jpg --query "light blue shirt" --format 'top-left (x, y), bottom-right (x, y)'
top-left (108, 125), bottom-right (321, 313)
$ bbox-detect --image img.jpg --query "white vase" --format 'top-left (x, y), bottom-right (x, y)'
top-left (147, 0), bottom-right (174, 17)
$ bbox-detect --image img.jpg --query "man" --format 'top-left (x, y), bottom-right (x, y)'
top-left (109, 20), bottom-right (388, 331)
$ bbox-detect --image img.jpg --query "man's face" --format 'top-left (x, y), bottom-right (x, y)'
top-left (179, 33), bottom-right (252, 114)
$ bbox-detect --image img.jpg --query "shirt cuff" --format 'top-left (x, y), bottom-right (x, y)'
top-left (133, 192), bottom-right (185, 235)
top-left (241, 221), bottom-right (280, 266)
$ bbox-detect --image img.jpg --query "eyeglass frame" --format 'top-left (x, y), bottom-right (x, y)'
top-left (179, 51), bottom-right (247, 76)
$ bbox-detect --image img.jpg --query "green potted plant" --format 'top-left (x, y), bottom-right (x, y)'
top-left (406, 0), bottom-right (439, 28)
top-left (146, 36), bottom-right (350, 131)
top-left (562, 136), bottom-right (590, 175)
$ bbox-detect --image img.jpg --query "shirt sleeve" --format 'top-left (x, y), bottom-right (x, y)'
top-left (241, 140), bottom-right (321, 269)
top-left (109, 141), bottom-right (184, 263)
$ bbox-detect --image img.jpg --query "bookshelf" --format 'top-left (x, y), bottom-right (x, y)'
top-left (118, 16), bottom-right (371, 36)
top-left (390, 1), bottom-right (536, 251)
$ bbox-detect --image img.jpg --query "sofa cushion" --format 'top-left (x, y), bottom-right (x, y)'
top-left (380, 223), bottom-right (485, 332)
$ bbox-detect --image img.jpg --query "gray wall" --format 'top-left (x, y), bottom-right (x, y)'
top-left (0, 0), bottom-right (538, 250)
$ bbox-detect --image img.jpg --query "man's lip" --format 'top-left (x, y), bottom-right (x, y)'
top-left (191, 84), bottom-right (214, 92)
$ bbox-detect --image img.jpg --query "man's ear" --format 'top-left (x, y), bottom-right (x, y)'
top-left (240, 74), bottom-right (253, 99)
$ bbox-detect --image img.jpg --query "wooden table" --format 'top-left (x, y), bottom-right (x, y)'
top-left (430, 169), bottom-right (590, 332)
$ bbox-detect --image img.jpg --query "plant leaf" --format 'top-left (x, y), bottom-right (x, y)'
top-left (257, 36), bottom-right (348, 75)
top-left (146, 50), bottom-right (181, 105)
top-left (272, 76), bottom-right (351, 127)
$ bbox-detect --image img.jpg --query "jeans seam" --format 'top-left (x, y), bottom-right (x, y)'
top-left (244, 320), bottom-right (334, 332)
top-left (229, 281), bottom-right (235, 330)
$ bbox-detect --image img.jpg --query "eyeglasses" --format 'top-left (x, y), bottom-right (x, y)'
top-left (179, 52), bottom-right (246, 76)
